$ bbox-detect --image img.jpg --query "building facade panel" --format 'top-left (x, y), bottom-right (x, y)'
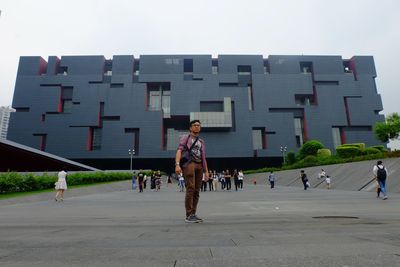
top-left (8, 54), bottom-right (386, 170)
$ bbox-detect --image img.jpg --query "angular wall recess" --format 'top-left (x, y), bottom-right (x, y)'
top-left (190, 97), bottom-right (232, 129)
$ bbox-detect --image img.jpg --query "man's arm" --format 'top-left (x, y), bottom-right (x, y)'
top-left (175, 149), bottom-right (182, 174)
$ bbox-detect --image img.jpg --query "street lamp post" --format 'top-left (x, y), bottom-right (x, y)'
top-left (128, 148), bottom-right (135, 171)
top-left (280, 146), bottom-right (287, 164)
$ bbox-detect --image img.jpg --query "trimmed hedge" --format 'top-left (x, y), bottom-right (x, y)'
top-left (336, 146), bottom-right (362, 158)
top-left (0, 172), bottom-right (133, 194)
top-left (370, 145), bottom-right (386, 152)
top-left (364, 147), bottom-right (381, 155)
top-left (340, 143), bottom-right (366, 150)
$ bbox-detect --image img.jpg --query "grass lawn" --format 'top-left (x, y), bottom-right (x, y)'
top-left (0, 180), bottom-right (130, 200)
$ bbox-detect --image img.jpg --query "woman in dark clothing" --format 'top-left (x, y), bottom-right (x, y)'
top-left (225, 169), bottom-right (232, 190)
top-left (233, 169), bottom-right (239, 191)
top-left (300, 170), bottom-right (309, 190)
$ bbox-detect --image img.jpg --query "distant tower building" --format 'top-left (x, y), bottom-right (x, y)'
top-left (0, 106), bottom-right (15, 139)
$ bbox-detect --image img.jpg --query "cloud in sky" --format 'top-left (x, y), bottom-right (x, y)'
top-left (1, 0), bottom-right (399, 147)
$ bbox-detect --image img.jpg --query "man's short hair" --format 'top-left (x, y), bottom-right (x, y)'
top-left (377, 160), bottom-right (382, 165)
top-left (189, 120), bottom-right (201, 127)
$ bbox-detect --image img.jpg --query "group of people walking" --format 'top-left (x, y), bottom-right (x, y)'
top-left (133, 170), bottom-right (171, 193)
top-left (200, 169), bottom-right (245, 192)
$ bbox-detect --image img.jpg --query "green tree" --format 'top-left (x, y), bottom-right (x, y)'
top-left (374, 113), bottom-right (400, 142)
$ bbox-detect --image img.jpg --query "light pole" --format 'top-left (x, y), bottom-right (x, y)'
top-left (280, 146), bottom-right (287, 164)
top-left (128, 148), bottom-right (135, 171)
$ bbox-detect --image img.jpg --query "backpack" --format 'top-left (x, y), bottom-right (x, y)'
top-left (376, 166), bottom-right (387, 180)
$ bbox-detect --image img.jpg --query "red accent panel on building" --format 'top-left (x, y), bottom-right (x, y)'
top-left (312, 85), bottom-right (318, 105)
top-left (344, 97), bottom-right (351, 125)
top-left (340, 128), bottom-right (346, 144)
top-left (40, 135), bottom-right (46, 151)
top-left (87, 128), bottom-right (93, 151)
top-left (38, 57), bottom-right (47, 75)
top-left (263, 128), bottom-right (267, 149)
top-left (349, 57), bottom-right (358, 81)
top-left (98, 105), bottom-right (102, 127)
top-left (57, 89), bottom-right (63, 113)
top-left (302, 112), bottom-right (308, 142)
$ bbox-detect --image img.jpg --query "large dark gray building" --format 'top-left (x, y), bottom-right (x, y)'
top-left (8, 54), bottom-right (385, 170)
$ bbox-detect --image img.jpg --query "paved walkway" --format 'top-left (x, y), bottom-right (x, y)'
top-left (1, 182), bottom-right (399, 266)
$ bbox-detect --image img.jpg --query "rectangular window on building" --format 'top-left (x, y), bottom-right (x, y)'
top-left (104, 59), bottom-right (112, 76)
top-left (332, 127), bottom-right (342, 148)
top-left (147, 83), bottom-right (171, 114)
top-left (134, 59), bottom-right (140, 76)
top-left (57, 66), bottom-right (68, 75)
top-left (252, 129), bottom-right (263, 150)
top-left (295, 95), bottom-right (315, 106)
top-left (299, 62), bottom-right (312, 74)
top-left (149, 90), bottom-right (161, 111)
top-left (92, 128), bottom-right (102, 150)
top-left (294, 118), bottom-right (304, 147)
top-left (248, 85), bottom-right (254, 111)
top-left (263, 60), bottom-right (269, 74)
top-left (61, 87), bottom-right (73, 113)
top-left (62, 100), bottom-right (72, 113)
top-left (238, 65), bottom-right (251, 75)
top-left (200, 101), bottom-right (224, 112)
top-left (166, 129), bottom-right (188, 151)
top-left (212, 59), bottom-right (218, 74)
top-left (125, 128), bottom-right (140, 155)
top-left (184, 59), bottom-right (193, 73)
top-left (162, 90), bottom-right (171, 117)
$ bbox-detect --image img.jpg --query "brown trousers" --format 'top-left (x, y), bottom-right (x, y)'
top-left (183, 162), bottom-right (203, 217)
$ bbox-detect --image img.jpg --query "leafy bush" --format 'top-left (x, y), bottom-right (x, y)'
top-left (303, 155), bottom-right (318, 166)
top-left (298, 140), bottom-right (324, 159)
top-left (317, 148), bottom-right (332, 158)
top-left (286, 151), bottom-right (297, 165)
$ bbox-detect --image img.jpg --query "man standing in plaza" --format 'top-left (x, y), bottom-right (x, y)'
top-left (175, 120), bottom-right (209, 223)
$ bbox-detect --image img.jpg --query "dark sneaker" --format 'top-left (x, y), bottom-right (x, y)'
top-left (193, 214), bottom-right (203, 223)
top-left (185, 214), bottom-right (199, 223)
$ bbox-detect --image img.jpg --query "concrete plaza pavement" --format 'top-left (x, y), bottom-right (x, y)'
top-left (1, 182), bottom-right (400, 266)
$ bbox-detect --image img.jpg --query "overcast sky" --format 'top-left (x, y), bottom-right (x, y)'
top-left (1, 0), bottom-right (399, 148)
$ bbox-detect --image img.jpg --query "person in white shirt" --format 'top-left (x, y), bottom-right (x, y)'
top-left (55, 169), bottom-right (68, 201)
top-left (318, 169), bottom-right (326, 180)
top-left (212, 170), bottom-right (218, 191)
top-left (238, 170), bottom-right (244, 189)
top-left (373, 160), bottom-right (388, 200)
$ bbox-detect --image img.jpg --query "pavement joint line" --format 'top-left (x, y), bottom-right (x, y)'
top-left (230, 238), bottom-right (238, 246)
